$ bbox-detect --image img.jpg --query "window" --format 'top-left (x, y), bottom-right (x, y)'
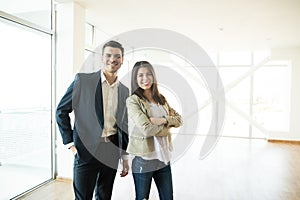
top-left (219, 67), bottom-right (251, 137)
top-left (85, 23), bottom-right (94, 48)
top-left (253, 64), bottom-right (291, 133)
top-left (0, 7), bottom-right (53, 199)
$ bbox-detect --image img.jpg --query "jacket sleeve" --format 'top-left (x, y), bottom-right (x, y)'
top-left (164, 101), bottom-right (183, 128)
top-left (56, 77), bottom-right (77, 145)
top-left (119, 84), bottom-right (129, 155)
top-left (126, 95), bottom-right (163, 137)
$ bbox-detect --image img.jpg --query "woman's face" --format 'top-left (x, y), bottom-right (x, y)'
top-left (137, 67), bottom-right (153, 91)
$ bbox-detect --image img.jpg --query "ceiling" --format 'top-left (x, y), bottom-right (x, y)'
top-left (71, 0), bottom-right (300, 51)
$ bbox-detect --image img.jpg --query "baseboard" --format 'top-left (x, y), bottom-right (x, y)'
top-left (267, 139), bottom-right (300, 144)
top-left (55, 176), bottom-right (73, 183)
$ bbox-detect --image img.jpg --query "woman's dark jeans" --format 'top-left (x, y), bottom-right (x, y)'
top-left (132, 156), bottom-right (173, 200)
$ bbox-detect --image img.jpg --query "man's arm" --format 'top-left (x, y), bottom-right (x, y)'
top-left (56, 80), bottom-right (75, 145)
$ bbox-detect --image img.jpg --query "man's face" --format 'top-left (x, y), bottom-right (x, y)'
top-left (102, 47), bottom-right (123, 73)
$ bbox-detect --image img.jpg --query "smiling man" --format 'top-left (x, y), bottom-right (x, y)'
top-left (56, 40), bottom-right (129, 200)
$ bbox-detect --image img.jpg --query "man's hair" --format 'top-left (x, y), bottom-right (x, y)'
top-left (102, 40), bottom-right (124, 56)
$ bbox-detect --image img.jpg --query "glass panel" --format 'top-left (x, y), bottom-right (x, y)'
top-left (0, 0), bottom-right (51, 29)
top-left (251, 126), bottom-right (267, 139)
top-left (219, 65), bottom-right (251, 137)
top-left (94, 27), bottom-right (110, 46)
top-left (253, 66), bottom-right (291, 132)
top-left (85, 23), bottom-right (93, 48)
top-left (222, 107), bottom-right (250, 137)
top-left (219, 67), bottom-right (251, 114)
top-left (0, 19), bottom-right (52, 199)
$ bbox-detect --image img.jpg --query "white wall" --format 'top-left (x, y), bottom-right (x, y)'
top-left (55, 1), bottom-right (85, 179)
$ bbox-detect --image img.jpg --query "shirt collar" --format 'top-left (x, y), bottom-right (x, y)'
top-left (101, 70), bottom-right (119, 87)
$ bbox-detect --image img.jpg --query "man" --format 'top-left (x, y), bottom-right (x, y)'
top-left (56, 40), bottom-right (129, 200)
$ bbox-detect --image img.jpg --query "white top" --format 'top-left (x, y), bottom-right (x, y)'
top-left (142, 102), bottom-right (172, 164)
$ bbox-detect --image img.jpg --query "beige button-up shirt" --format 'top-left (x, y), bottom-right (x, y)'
top-left (101, 71), bottom-right (119, 138)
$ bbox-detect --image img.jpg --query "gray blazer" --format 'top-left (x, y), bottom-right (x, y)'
top-left (56, 70), bottom-right (129, 161)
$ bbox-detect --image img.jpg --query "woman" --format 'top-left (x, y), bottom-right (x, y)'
top-left (126, 61), bottom-right (183, 200)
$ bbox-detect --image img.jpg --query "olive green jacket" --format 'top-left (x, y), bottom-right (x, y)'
top-left (126, 94), bottom-right (183, 156)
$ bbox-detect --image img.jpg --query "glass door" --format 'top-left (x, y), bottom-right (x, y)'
top-left (0, 18), bottom-right (52, 200)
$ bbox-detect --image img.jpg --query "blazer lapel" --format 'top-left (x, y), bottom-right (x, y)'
top-left (95, 70), bottom-right (104, 128)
